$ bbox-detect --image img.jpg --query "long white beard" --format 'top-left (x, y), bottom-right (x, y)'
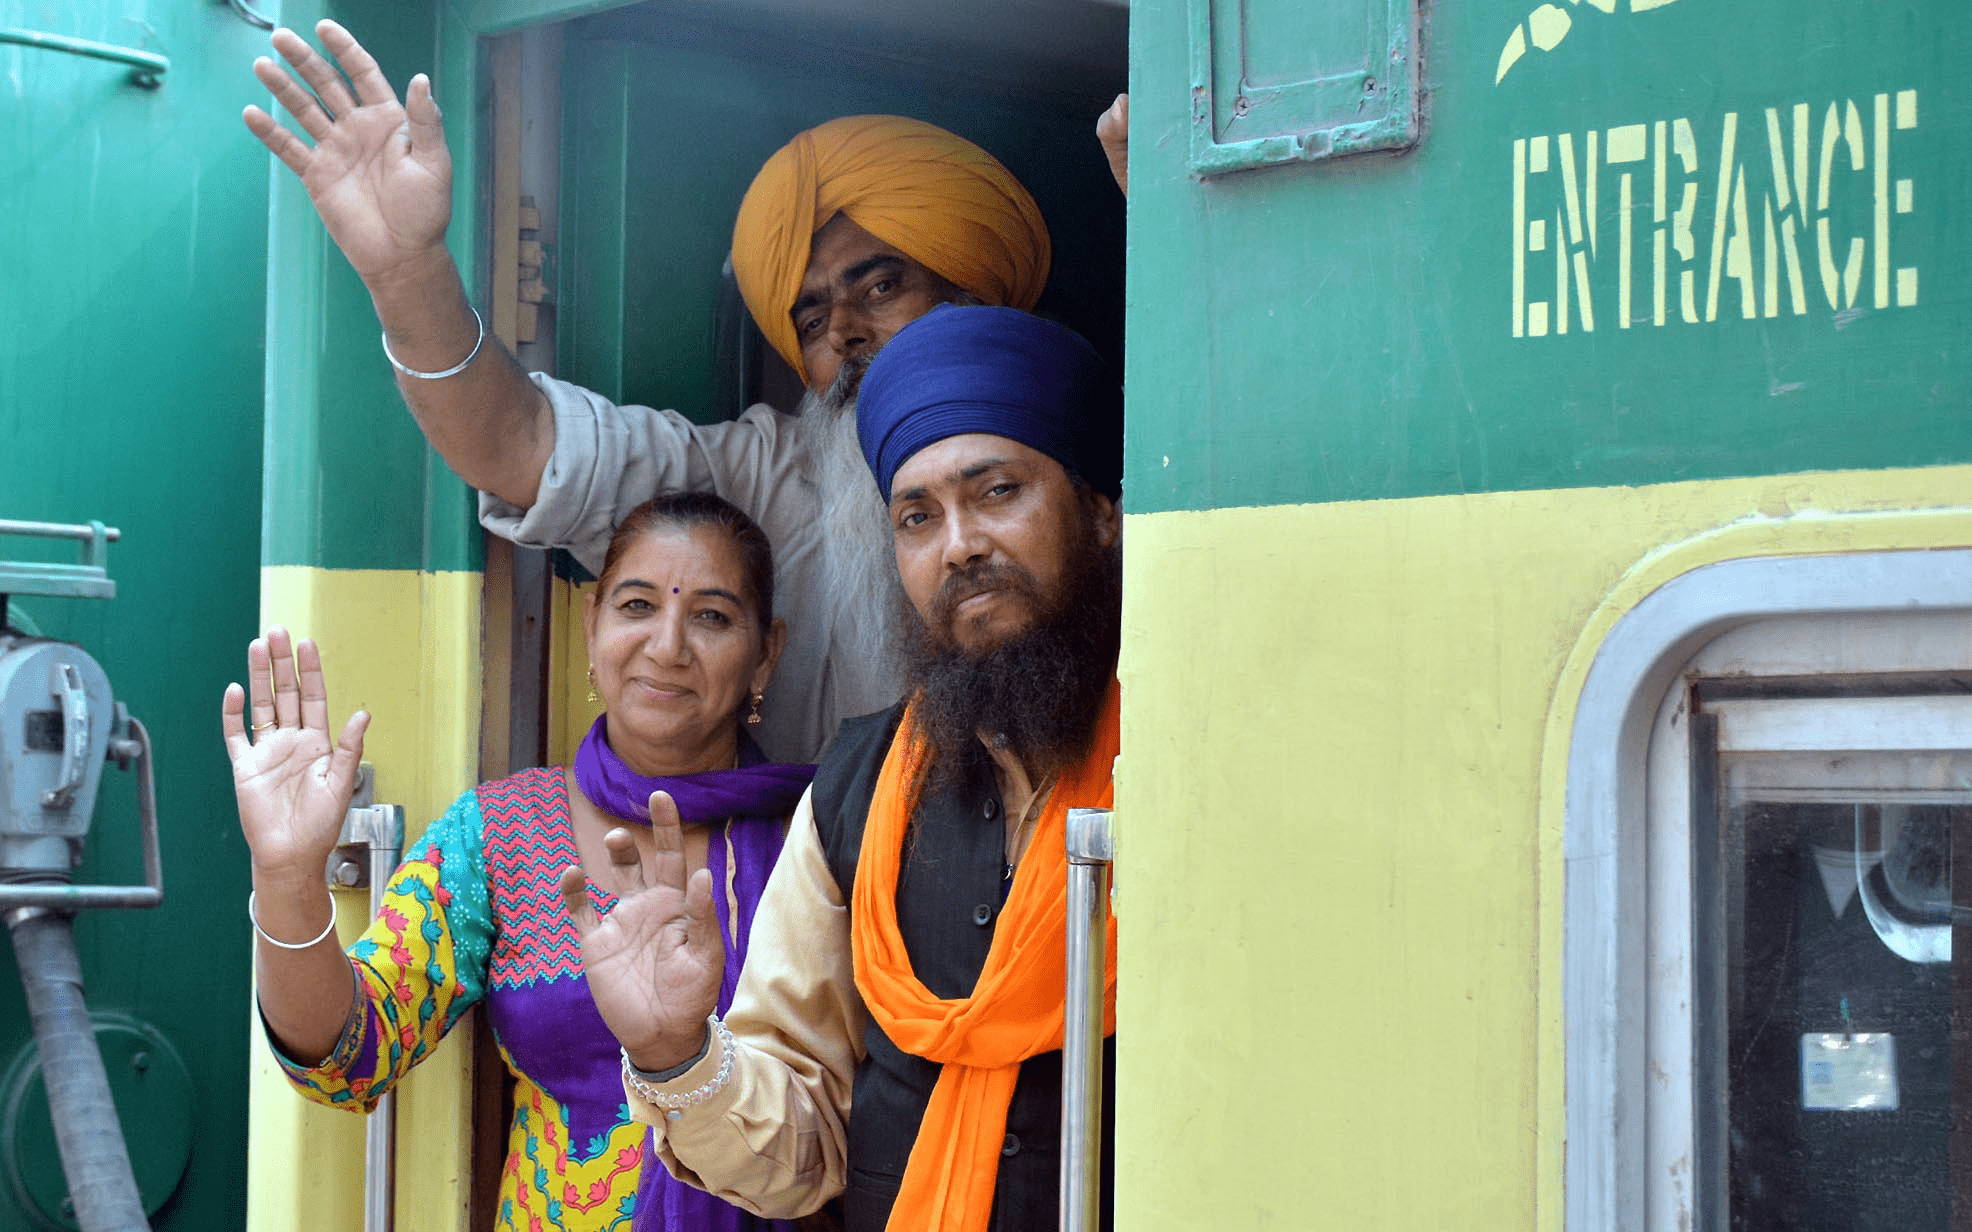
top-left (795, 388), bottom-right (906, 712)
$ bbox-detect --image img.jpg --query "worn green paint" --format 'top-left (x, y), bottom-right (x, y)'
top-left (262, 1), bottom-right (482, 574)
top-left (0, 2), bottom-right (272, 1227)
top-left (558, 2), bottom-right (1125, 422)
top-left (1127, 0), bottom-right (1972, 514)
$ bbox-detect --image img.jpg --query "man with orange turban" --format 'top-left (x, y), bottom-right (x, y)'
top-left (245, 21), bottom-right (1064, 763)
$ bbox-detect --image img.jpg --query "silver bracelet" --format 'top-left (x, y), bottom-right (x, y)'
top-left (622, 1016), bottom-right (734, 1121)
top-left (381, 305), bottom-right (485, 380)
top-left (247, 890), bottom-right (338, 951)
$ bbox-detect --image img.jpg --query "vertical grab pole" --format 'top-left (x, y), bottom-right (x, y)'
top-left (360, 806), bottom-right (405, 1232)
top-left (1062, 807), bottom-right (1114, 1232)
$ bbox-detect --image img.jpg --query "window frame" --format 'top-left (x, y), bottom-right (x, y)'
top-left (1562, 548), bottom-right (1972, 1232)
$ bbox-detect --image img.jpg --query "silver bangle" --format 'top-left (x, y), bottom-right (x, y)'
top-left (247, 890), bottom-right (338, 951)
top-left (381, 305), bottom-right (485, 380)
top-left (622, 1016), bottom-right (735, 1121)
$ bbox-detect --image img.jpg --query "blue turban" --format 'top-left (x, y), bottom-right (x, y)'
top-left (855, 305), bottom-right (1123, 500)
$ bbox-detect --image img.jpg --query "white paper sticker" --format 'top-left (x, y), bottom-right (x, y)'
top-left (1801, 1032), bottom-right (1899, 1111)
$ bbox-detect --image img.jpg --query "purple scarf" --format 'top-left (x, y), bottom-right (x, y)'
top-left (573, 714), bottom-right (814, 826)
top-left (574, 715), bottom-right (814, 1232)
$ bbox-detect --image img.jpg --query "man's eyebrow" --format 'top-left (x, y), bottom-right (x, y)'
top-left (839, 253), bottom-right (906, 287)
top-left (791, 255), bottom-right (908, 323)
top-left (889, 459), bottom-right (1016, 506)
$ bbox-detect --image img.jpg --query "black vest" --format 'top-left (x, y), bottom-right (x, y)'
top-left (811, 706), bottom-right (1115, 1232)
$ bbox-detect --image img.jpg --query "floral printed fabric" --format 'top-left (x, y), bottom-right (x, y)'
top-left (274, 769), bottom-right (648, 1232)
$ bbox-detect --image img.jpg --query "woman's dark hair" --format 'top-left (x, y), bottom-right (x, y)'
top-left (596, 491), bottom-right (776, 626)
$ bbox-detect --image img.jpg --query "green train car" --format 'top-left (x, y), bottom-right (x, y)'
top-left (2, 0), bottom-right (1965, 1228)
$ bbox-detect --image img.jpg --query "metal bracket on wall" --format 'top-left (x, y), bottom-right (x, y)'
top-left (0, 28), bottom-right (168, 88)
top-left (1186, 0), bottom-right (1420, 176)
top-left (0, 520), bottom-right (118, 603)
top-left (516, 195), bottom-right (552, 346)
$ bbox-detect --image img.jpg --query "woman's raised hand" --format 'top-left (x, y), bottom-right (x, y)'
top-left (561, 793), bottom-right (726, 1073)
top-left (242, 21), bottom-right (452, 288)
top-left (222, 628), bottom-right (370, 878)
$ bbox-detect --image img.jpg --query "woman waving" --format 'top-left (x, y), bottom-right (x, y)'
top-left (226, 492), bottom-right (811, 1232)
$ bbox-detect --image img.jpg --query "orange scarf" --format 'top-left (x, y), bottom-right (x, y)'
top-left (851, 682), bottom-right (1120, 1232)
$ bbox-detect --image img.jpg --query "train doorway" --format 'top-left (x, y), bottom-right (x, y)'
top-left (249, 3), bottom-right (1127, 1230)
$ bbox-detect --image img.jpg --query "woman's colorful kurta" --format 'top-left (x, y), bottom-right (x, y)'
top-left (272, 766), bottom-right (791, 1232)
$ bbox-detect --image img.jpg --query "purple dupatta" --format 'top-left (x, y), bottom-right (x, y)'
top-left (575, 716), bottom-right (814, 1232)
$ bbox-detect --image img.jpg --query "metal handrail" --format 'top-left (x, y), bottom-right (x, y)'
top-left (0, 28), bottom-right (168, 88)
top-left (1061, 807), bottom-right (1114, 1232)
top-left (0, 520), bottom-right (123, 543)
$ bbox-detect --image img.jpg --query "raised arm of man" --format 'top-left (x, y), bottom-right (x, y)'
top-left (244, 20), bottom-right (555, 508)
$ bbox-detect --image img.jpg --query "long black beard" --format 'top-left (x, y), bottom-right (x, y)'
top-left (900, 511), bottom-right (1122, 786)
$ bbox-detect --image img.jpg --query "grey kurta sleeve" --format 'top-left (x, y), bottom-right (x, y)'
top-left (625, 788), bottom-right (866, 1218)
top-left (477, 373), bottom-right (809, 577)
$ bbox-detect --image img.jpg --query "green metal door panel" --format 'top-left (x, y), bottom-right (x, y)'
top-left (559, 4), bottom-right (1126, 424)
top-left (0, 2), bottom-right (274, 1227)
top-left (1128, 0), bottom-right (1972, 514)
top-left (558, 35), bottom-right (636, 406)
top-left (263, 0), bottom-right (483, 574)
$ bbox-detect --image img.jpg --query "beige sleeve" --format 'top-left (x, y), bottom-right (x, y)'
top-left (477, 374), bottom-right (812, 577)
top-left (625, 786), bottom-right (867, 1218)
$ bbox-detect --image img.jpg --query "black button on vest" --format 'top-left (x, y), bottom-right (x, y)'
top-left (811, 705), bottom-right (1116, 1232)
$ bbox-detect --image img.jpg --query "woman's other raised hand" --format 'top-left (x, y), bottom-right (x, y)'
top-left (560, 792), bottom-right (726, 1074)
top-left (242, 20), bottom-right (452, 289)
top-left (222, 627), bottom-right (370, 879)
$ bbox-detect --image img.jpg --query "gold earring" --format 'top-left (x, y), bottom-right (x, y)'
top-left (747, 691), bottom-right (763, 725)
top-left (586, 666), bottom-right (601, 705)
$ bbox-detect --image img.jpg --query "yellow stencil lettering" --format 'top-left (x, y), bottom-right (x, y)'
top-left (1607, 124), bottom-right (1648, 329)
top-left (1672, 118), bottom-right (1700, 324)
top-left (1703, 112), bottom-right (1739, 322)
top-left (1815, 100), bottom-right (1867, 310)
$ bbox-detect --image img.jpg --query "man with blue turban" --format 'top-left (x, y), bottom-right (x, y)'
top-left (568, 307), bottom-right (1126, 1232)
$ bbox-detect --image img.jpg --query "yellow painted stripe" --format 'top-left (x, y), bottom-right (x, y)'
top-left (1112, 464), bottom-right (1972, 1232)
top-left (247, 566), bottom-right (481, 1232)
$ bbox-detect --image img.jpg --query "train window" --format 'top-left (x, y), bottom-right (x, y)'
top-left (1559, 551), bottom-right (1972, 1232)
top-left (1686, 690), bottom-right (1972, 1231)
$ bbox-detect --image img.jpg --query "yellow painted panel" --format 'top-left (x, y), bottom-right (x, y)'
top-left (247, 566), bottom-right (481, 1232)
top-left (1112, 464), bottom-right (1972, 1232)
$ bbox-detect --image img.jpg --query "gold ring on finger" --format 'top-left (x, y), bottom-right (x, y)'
top-left (252, 721), bottom-right (277, 732)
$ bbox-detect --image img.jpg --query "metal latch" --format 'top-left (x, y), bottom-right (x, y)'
top-left (325, 766), bottom-right (405, 892)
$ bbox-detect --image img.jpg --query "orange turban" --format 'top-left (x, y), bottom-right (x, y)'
top-left (731, 116), bottom-right (1052, 386)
